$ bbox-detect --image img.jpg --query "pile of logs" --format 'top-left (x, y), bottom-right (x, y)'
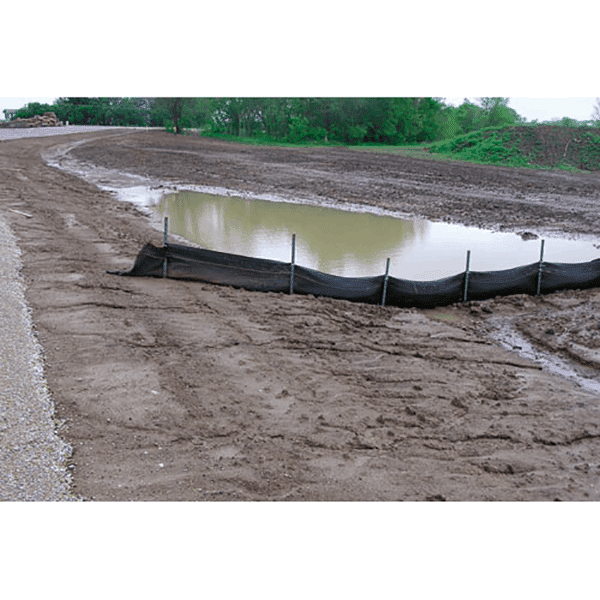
top-left (0, 112), bottom-right (63, 128)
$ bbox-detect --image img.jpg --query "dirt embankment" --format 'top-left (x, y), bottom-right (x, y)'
top-left (3, 130), bottom-right (600, 501)
top-left (431, 125), bottom-right (600, 172)
top-left (506, 126), bottom-right (600, 171)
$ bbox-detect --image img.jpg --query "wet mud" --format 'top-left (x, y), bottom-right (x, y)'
top-left (2, 130), bottom-right (600, 501)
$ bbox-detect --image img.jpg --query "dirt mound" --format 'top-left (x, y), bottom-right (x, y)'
top-left (431, 125), bottom-right (600, 172)
top-left (509, 126), bottom-right (600, 171)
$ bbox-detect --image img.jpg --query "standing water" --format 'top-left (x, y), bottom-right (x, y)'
top-left (152, 191), bottom-right (600, 281)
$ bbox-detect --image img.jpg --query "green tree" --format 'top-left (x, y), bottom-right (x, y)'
top-left (326, 98), bottom-right (367, 143)
top-left (52, 97), bottom-right (101, 124)
top-left (152, 98), bottom-right (190, 133)
top-left (14, 102), bottom-right (56, 119)
top-left (362, 98), bottom-right (400, 143)
top-left (456, 99), bottom-right (486, 133)
top-left (414, 97), bottom-right (445, 141)
top-left (289, 98), bottom-right (336, 142)
top-left (256, 98), bottom-right (291, 139)
top-left (208, 98), bottom-right (261, 136)
top-left (191, 97), bottom-right (450, 144)
top-left (438, 103), bottom-right (464, 139)
top-left (436, 98), bottom-right (524, 140)
top-left (51, 97), bottom-right (142, 125)
top-left (150, 98), bottom-right (210, 133)
top-left (477, 98), bottom-right (523, 128)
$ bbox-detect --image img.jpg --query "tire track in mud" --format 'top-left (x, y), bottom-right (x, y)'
top-left (488, 315), bottom-right (600, 395)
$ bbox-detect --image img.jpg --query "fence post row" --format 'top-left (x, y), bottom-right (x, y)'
top-left (163, 216), bottom-right (169, 278)
top-left (463, 250), bottom-right (471, 303)
top-left (536, 239), bottom-right (545, 296)
top-left (381, 258), bottom-right (391, 306)
top-left (289, 233), bottom-right (296, 295)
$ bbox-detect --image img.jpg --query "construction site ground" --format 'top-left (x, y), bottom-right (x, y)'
top-left (2, 129), bottom-right (600, 501)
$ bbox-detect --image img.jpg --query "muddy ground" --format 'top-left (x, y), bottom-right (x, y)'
top-left (2, 129), bottom-right (600, 501)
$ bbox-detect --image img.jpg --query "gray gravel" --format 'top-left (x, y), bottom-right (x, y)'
top-left (0, 125), bottom-right (158, 141)
top-left (0, 213), bottom-right (75, 500)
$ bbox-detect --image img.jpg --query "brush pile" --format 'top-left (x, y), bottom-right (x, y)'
top-left (0, 112), bottom-right (63, 128)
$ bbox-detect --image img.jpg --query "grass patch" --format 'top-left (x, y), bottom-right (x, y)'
top-left (198, 132), bottom-right (339, 149)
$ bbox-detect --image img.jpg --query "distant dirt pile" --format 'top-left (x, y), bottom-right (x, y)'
top-left (0, 112), bottom-right (62, 129)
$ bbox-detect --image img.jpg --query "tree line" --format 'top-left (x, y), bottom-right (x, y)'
top-left (10, 97), bottom-right (600, 144)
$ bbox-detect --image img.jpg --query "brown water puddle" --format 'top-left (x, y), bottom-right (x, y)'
top-left (153, 190), bottom-right (600, 281)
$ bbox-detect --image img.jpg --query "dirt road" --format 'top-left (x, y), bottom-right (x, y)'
top-left (2, 130), bottom-right (600, 501)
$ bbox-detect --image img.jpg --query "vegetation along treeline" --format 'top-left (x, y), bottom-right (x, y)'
top-left (9, 97), bottom-right (600, 145)
top-left (7, 97), bottom-right (600, 170)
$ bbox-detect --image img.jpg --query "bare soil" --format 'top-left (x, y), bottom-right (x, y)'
top-left (3, 130), bottom-right (600, 501)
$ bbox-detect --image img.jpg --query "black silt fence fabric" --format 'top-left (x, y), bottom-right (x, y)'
top-left (385, 274), bottom-right (464, 308)
top-left (467, 264), bottom-right (539, 300)
top-left (109, 242), bottom-right (600, 309)
top-left (540, 259), bottom-right (600, 293)
top-left (292, 265), bottom-right (384, 304)
top-left (117, 243), bottom-right (291, 292)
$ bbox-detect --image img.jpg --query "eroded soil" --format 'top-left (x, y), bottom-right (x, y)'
top-left (2, 130), bottom-right (600, 501)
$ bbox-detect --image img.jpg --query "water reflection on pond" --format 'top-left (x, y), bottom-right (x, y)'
top-left (153, 191), bottom-right (600, 281)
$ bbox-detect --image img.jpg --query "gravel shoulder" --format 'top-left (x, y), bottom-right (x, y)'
top-left (2, 130), bottom-right (600, 501)
top-left (0, 213), bottom-right (74, 500)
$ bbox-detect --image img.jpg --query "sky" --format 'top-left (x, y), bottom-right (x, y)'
top-left (508, 98), bottom-right (598, 122)
top-left (1, 96), bottom-right (598, 123)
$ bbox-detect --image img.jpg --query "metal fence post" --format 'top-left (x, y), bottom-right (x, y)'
top-left (462, 250), bottom-right (471, 303)
top-left (536, 239), bottom-right (545, 296)
top-left (381, 258), bottom-right (391, 306)
top-left (289, 233), bottom-right (296, 295)
top-left (163, 216), bottom-right (169, 278)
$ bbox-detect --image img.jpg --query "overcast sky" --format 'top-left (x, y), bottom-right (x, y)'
top-left (508, 98), bottom-right (598, 122)
top-left (1, 6), bottom-right (597, 124)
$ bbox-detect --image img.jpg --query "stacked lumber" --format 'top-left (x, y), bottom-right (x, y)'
top-left (0, 112), bottom-right (63, 128)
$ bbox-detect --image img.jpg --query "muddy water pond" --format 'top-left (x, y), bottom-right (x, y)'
top-left (152, 191), bottom-right (600, 281)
